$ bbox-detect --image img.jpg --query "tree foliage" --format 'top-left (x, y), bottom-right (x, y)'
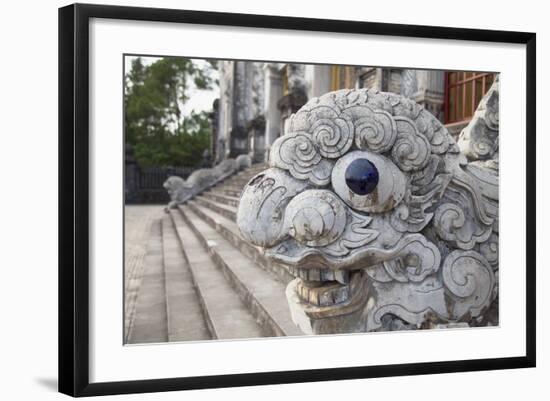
top-left (125, 57), bottom-right (217, 167)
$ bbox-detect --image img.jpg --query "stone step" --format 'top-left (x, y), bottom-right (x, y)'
top-left (227, 177), bottom-right (252, 186)
top-left (202, 191), bottom-right (240, 208)
top-left (179, 204), bottom-right (303, 337)
top-left (241, 169), bottom-right (263, 176)
top-left (244, 163), bottom-right (267, 172)
top-left (195, 195), bottom-right (237, 221)
top-left (235, 170), bottom-right (261, 178)
top-left (185, 201), bottom-right (294, 284)
top-left (216, 164), bottom-right (263, 186)
top-left (218, 177), bottom-right (248, 187)
top-left (169, 209), bottom-right (266, 340)
top-left (232, 170), bottom-right (262, 180)
top-left (237, 173), bottom-right (261, 180)
top-left (217, 181), bottom-right (246, 189)
top-left (160, 215), bottom-right (211, 342)
top-left (219, 186), bottom-right (243, 198)
top-left (238, 167), bottom-right (263, 176)
top-left (126, 218), bottom-right (168, 344)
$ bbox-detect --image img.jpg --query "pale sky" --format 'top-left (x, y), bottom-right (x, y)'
top-left (124, 56), bottom-right (219, 117)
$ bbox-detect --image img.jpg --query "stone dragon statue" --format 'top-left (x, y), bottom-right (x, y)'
top-left (164, 155), bottom-right (252, 210)
top-left (237, 79), bottom-right (499, 334)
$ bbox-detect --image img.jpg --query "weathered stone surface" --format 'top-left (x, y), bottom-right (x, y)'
top-left (237, 88), bottom-right (499, 334)
top-left (125, 206), bottom-right (165, 343)
top-left (237, 167), bottom-right (311, 248)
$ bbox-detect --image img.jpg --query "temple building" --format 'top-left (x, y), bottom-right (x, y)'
top-left (213, 61), bottom-right (496, 163)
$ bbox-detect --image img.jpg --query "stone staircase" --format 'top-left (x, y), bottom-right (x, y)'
top-left (127, 164), bottom-right (303, 344)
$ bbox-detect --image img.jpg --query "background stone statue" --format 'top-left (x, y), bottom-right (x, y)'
top-left (164, 158), bottom-right (240, 210)
top-left (237, 86), bottom-right (499, 334)
top-left (236, 154), bottom-right (252, 169)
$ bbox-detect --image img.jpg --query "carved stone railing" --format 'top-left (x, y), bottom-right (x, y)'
top-left (164, 154), bottom-right (252, 210)
top-left (458, 75), bottom-right (499, 164)
top-left (237, 85), bottom-right (499, 335)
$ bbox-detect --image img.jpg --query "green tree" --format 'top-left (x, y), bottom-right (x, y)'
top-left (125, 57), bottom-right (217, 167)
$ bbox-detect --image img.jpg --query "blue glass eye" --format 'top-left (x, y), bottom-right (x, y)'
top-left (345, 158), bottom-right (379, 195)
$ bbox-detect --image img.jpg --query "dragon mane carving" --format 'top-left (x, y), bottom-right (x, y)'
top-left (237, 79), bottom-right (499, 334)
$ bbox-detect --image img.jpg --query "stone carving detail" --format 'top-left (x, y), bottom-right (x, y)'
top-left (433, 203), bottom-right (492, 250)
top-left (238, 168), bottom-right (311, 247)
top-left (479, 232), bottom-right (499, 268)
top-left (352, 106), bottom-right (397, 153)
top-left (238, 87), bottom-right (499, 335)
top-left (366, 249), bottom-right (494, 330)
top-left (416, 109), bottom-right (451, 154)
top-left (391, 117), bottom-right (431, 171)
top-left (310, 113), bottom-right (354, 158)
top-left (284, 190), bottom-right (348, 247)
top-left (163, 158), bottom-right (240, 209)
top-left (441, 250), bottom-right (495, 319)
top-left (269, 132), bottom-right (334, 186)
top-left (458, 76), bottom-right (499, 161)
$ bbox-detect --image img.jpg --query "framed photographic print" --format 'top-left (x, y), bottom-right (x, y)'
top-left (58, 3), bottom-right (536, 397)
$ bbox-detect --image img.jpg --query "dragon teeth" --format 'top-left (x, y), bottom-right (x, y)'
top-left (289, 267), bottom-right (351, 288)
top-left (335, 270), bottom-right (350, 284)
top-left (308, 268), bottom-right (321, 281)
top-left (320, 270), bottom-right (335, 281)
top-left (319, 291), bottom-right (333, 306)
top-left (333, 287), bottom-right (350, 304)
top-left (309, 290), bottom-right (320, 306)
top-left (295, 279), bottom-right (353, 307)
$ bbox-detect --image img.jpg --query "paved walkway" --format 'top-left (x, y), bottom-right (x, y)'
top-left (124, 205), bottom-right (164, 341)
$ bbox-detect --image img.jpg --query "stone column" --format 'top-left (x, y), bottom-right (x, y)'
top-left (208, 98), bottom-right (219, 165)
top-left (308, 65), bottom-right (331, 98)
top-left (263, 63), bottom-right (283, 161)
top-left (383, 68), bottom-right (403, 93)
top-left (400, 69), bottom-right (417, 98)
top-left (228, 61), bottom-right (250, 158)
top-left (278, 63), bottom-right (308, 135)
top-left (247, 62), bottom-right (265, 162)
top-left (358, 67), bottom-right (383, 91)
top-left (247, 116), bottom-right (266, 163)
top-left (413, 70), bottom-right (445, 122)
top-left (217, 61), bottom-right (234, 162)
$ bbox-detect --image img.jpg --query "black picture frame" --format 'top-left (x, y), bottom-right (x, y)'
top-left (58, 3), bottom-right (536, 397)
